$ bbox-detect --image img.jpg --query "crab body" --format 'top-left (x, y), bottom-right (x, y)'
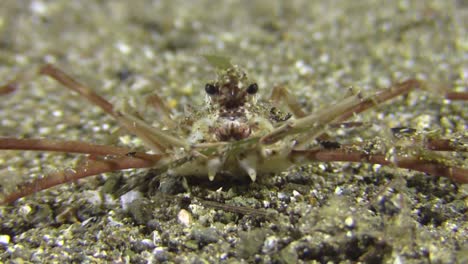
top-left (173, 65), bottom-right (295, 181)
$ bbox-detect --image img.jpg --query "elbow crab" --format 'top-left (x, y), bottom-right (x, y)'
top-left (0, 57), bottom-right (467, 204)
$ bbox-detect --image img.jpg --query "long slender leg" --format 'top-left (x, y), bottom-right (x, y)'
top-left (0, 137), bottom-right (160, 161)
top-left (445, 92), bottom-right (468, 100)
top-left (262, 79), bottom-right (467, 145)
top-left (0, 155), bottom-right (161, 204)
top-left (291, 148), bottom-right (468, 183)
top-left (425, 137), bottom-right (467, 151)
top-left (117, 109), bottom-right (186, 150)
top-left (37, 64), bottom-right (188, 152)
top-left (336, 136), bottom-right (468, 153)
top-left (269, 86), bottom-right (367, 129)
top-left (146, 94), bottom-right (177, 129)
top-left (1, 65), bottom-right (167, 153)
top-left (269, 85), bottom-right (307, 118)
top-left (333, 79), bottom-right (468, 123)
top-left (0, 138), bottom-right (162, 203)
top-left (0, 84), bottom-right (15, 95)
top-left (269, 85), bottom-right (366, 146)
top-left (334, 79), bottom-right (423, 122)
top-left (0, 66), bottom-right (38, 95)
top-left (261, 90), bottom-right (365, 144)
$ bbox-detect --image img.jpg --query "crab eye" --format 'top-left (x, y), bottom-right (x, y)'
top-left (246, 83), bottom-right (258, 94)
top-left (205, 83), bottom-right (218, 95)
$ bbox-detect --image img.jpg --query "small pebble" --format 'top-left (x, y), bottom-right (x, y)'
top-left (177, 209), bottom-right (192, 226)
top-left (120, 190), bottom-right (142, 211)
top-left (0, 234), bottom-right (10, 245)
top-left (191, 227), bottom-right (219, 244)
top-left (344, 216), bottom-right (355, 228)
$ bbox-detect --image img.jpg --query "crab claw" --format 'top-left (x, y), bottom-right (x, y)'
top-left (239, 157), bottom-right (257, 182)
top-left (207, 157), bottom-right (222, 181)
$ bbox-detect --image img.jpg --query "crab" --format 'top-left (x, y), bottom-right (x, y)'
top-left (0, 56), bottom-right (467, 205)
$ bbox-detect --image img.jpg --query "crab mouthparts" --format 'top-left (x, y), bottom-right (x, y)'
top-left (216, 121), bottom-right (251, 141)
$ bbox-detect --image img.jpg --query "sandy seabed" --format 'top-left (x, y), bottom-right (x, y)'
top-left (0, 1), bottom-right (467, 263)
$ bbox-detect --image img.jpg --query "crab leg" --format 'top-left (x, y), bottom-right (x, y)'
top-left (261, 90), bottom-right (365, 144)
top-left (146, 93), bottom-right (177, 128)
top-left (0, 65), bottom-right (166, 152)
top-left (338, 137), bottom-right (467, 153)
top-left (334, 79), bottom-right (423, 122)
top-left (262, 80), bottom-right (467, 144)
top-left (0, 137), bottom-right (158, 160)
top-left (117, 110), bottom-right (188, 150)
top-left (0, 83), bottom-right (15, 95)
top-left (291, 148), bottom-right (468, 183)
top-left (445, 91), bottom-right (468, 101)
top-left (270, 85), bottom-right (368, 146)
top-left (0, 154), bottom-right (161, 205)
top-left (38, 64), bottom-right (187, 152)
top-left (269, 85), bottom-right (307, 118)
top-left (425, 137), bottom-right (467, 151)
top-left (334, 80), bottom-right (468, 122)
top-left (270, 86), bottom-right (366, 132)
